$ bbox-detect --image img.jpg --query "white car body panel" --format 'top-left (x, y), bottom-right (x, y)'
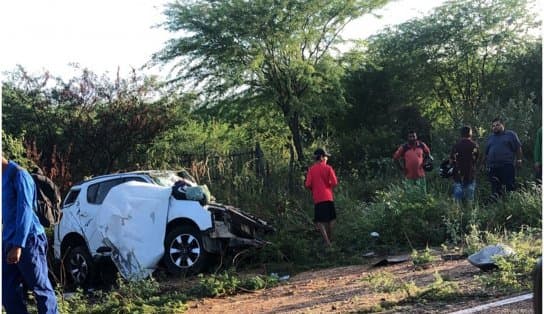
top-left (96, 181), bottom-right (171, 279)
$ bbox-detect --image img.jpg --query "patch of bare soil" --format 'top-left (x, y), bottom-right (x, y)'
top-left (173, 258), bottom-right (532, 314)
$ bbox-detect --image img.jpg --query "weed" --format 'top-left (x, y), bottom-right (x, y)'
top-left (188, 271), bottom-right (280, 298)
top-left (363, 271), bottom-right (403, 293)
top-left (417, 272), bottom-right (461, 301)
top-left (411, 246), bottom-right (437, 267)
top-left (56, 277), bottom-right (188, 314)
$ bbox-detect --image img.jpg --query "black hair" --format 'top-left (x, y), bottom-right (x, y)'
top-left (460, 126), bottom-right (471, 137)
top-left (492, 117), bottom-right (503, 124)
top-left (407, 130), bottom-right (416, 135)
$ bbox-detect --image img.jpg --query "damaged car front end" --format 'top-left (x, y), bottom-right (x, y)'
top-left (205, 203), bottom-right (274, 250)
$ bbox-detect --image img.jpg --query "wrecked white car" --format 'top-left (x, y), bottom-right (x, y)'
top-left (53, 170), bottom-right (273, 285)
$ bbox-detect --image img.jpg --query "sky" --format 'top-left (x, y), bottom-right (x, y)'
top-left (0, 0), bottom-right (446, 81)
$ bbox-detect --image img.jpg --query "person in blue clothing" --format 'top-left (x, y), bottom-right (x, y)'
top-left (484, 118), bottom-right (523, 200)
top-left (2, 156), bottom-right (58, 314)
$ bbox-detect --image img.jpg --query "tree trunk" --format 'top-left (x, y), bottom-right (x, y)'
top-left (288, 111), bottom-right (304, 163)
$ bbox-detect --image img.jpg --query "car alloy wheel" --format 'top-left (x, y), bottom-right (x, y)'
top-left (164, 225), bottom-right (209, 275)
top-left (66, 246), bottom-right (93, 286)
top-left (169, 233), bottom-right (201, 268)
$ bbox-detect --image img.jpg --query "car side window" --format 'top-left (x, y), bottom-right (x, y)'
top-left (124, 177), bottom-right (147, 184)
top-left (87, 179), bottom-right (126, 205)
top-left (87, 183), bottom-right (99, 204)
top-left (64, 189), bottom-right (80, 207)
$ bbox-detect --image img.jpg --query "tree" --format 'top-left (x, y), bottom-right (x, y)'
top-left (365, 0), bottom-right (541, 127)
top-left (153, 0), bottom-right (388, 162)
top-left (2, 67), bottom-right (190, 187)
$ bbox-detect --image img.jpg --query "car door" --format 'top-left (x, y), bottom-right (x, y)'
top-left (80, 176), bottom-right (149, 254)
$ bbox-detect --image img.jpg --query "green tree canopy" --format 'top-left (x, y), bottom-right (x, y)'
top-left (153, 0), bottom-right (389, 161)
top-left (365, 0), bottom-right (541, 126)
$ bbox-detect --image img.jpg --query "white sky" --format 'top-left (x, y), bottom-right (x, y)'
top-left (0, 0), bottom-right (445, 81)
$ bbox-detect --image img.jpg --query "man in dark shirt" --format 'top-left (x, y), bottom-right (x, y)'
top-left (485, 118), bottom-right (523, 199)
top-left (450, 126), bottom-right (479, 205)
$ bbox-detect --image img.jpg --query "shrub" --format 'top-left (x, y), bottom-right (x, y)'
top-left (361, 184), bottom-right (453, 247)
top-left (363, 271), bottom-right (403, 293)
top-left (411, 246), bottom-right (438, 267)
top-left (476, 227), bottom-right (542, 293)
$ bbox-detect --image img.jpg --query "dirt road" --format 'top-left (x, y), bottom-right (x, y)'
top-left (182, 259), bottom-right (534, 313)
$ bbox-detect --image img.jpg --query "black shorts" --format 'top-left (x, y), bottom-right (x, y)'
top-left (314, 201), bottom-right (336, 223)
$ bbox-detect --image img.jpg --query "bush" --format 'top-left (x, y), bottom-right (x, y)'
top-left (361, 184), bottom-right (453, 247)
top-left (411, 246), bottom-right (438, 267)
top-left (473, 226), bottom-right (542, 293)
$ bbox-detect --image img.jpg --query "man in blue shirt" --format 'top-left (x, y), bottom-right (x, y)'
top-left (485, 118), bottom-right (523, 200)
top-left (2, 157), bottom-right (58, 314)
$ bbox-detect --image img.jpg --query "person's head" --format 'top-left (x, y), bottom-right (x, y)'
top-left (407, 130), bottom-right (417, 145)
top-left (491, 118), bottom-right (504, 134)
top-left (314, 148), bottom-right (331, 161)
top-left (460, 126), bottom-right (472, 138)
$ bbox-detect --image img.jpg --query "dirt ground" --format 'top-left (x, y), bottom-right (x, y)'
top-left (177, 258), bottom-right (535, 314)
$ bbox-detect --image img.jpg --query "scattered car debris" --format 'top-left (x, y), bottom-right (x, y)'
top-left (467, 244), bottom-right (514, 271)
top-left (372, 254), bottom-right (411, 267)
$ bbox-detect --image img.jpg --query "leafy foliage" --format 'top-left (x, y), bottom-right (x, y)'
top-left (154, 0), bottom-right (389, 161)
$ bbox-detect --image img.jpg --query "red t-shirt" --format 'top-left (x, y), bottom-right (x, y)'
top-left (393, 141), bottom-right (430, 179)
top-left (305, 161), bottom-right (338, 204)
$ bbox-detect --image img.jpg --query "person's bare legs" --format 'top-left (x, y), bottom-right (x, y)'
top-left (325, 220), bottom-right (335, 244)
top-left (316, 223), bottom-right (331, 247)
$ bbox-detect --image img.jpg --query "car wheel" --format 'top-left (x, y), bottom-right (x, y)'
top-left (65, 245), bottom-right (94, 287)
top-left (164, 225), bottom-right (209, 275)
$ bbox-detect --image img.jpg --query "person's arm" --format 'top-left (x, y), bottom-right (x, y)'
top-left (305, 168), bottom-right (312, 190)
top-left (422, 142), bottom-right (431, 156)
top-left (480, 139), bottom-right (490, 170)
top-left (329, 167), bottom-right (338, 188)
top-left (12, 170), bottom-right (36, 248)
top-left (393, 146), bottom-right (405, 170)
top-left (473, 143), bottom-right (480, 165)
top-left (392, 146), bottom-right (404, 160)
top-left (516, 146), bottom-right (523, 167)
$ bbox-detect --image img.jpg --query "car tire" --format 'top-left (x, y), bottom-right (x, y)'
top-left (164, 225), bottom-right (209, 275)
top-left (65, 245), bottom-right (94, 287)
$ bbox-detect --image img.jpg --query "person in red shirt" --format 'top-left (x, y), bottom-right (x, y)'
top-left (305, 148), bottom-right (338, 247)
top-left (393, 130), bottom-right (431, 193)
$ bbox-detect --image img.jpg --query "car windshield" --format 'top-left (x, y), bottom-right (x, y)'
top-left (147, 170), bottom-right (197, 187)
